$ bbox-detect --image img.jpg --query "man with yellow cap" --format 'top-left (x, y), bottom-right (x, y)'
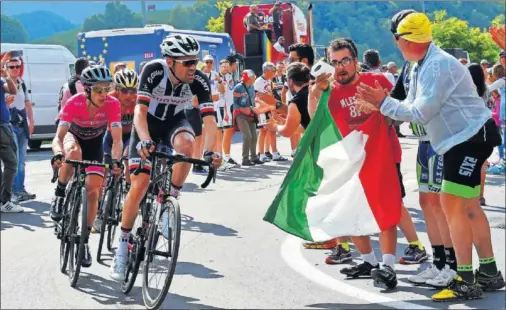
top-left (356, 10), bottom-right (505, 302)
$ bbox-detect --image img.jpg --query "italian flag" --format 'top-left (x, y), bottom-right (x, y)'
top-left (263, 89), bottom-right (402, 241)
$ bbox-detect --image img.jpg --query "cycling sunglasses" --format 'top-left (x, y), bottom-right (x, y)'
top-left (174, 59), bottom-right (199, 67)
top-left (393, 32), bottom-right (412, 40)
top-left (118, 87), bottom-right (137, 95)
top-left (91, 86), bottom-right (112, 94)
top-left (7, 65), bottom-right (21, 69)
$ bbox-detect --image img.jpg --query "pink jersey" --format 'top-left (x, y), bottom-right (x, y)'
top-left (59, 93), bottom-right (121, 140)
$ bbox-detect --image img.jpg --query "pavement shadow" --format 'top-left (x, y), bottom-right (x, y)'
top-left (175, 261), bottom-right (224, 279)
top-left (181, 214), bottom-right (238, 237)
top-left (75, 271), bottom-right (144, 307)
top-left (217, 163), bottom-right (290, 183)
top-left (0, 200), bottom-right (52, 231)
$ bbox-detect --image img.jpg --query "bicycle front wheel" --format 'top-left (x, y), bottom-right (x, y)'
top-left (142, 197), bottom-right (181, 310)
top-left (69, 187), bottom-right (87, 288)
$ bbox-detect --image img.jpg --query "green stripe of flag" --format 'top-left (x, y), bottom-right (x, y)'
top-left (263, 88), bottom-right (342, 241)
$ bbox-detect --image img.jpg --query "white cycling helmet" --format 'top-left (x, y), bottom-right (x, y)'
top-left (80, 65), bottom-right (113, 86)
top-left (160, 34), bottom-right (200, 58)
top-left (114, 68), bottom-right (139, 88)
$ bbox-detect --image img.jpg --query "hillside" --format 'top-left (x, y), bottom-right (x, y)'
top-left (1, 1), bottom-right (193, 24)
top-left (13, 11), bottom-right (78, 41)
top-left (32, 27), bottom-right (81, 55)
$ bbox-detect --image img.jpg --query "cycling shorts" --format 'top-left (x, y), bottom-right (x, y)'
top-left (416, 141), bottom-right (443, 193)
top-left (128, 113), bottom-right (194, 175)
top-left (442, 119), bottom-right (501, 198)
top-left (63, 132), bottom-right (105, 177)
top-left (185, 107), bottom-right (203, 137)
top-left (396, 163), bottom-right (406, 199)
top-left (103, 130), bottom-right (131, 165)
top-left (215, 106), bottom-right (233, 129)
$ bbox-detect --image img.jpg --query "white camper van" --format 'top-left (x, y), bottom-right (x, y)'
top-left (1, 43), bottom-right (76, 149)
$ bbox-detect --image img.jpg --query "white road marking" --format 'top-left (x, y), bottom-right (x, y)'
top-left (281, 235), bottom-right (435, 310)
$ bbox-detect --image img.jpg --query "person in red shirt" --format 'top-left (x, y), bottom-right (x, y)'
top-left (309, 38), bottom-right (426, 289)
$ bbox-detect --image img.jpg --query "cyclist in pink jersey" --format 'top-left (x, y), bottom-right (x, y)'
top-left (50, 66), bottom-right (123, 268)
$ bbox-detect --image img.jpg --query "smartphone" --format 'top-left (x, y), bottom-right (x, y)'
top-left (311, 61), bottom-right (334, 78)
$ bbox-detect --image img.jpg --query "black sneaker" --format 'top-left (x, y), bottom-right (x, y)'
top-left (265, 152), bottom-right (273, 159)
top-left (475, 269), bottom-right (506, 292)
top-left (252, 159), bottom-right (265, 165)
top-left (242, 159), bottom-right (255, 166)
top-left (50, 195), bottom-right (65, 222)
top-left (341, 261), bottom-right (378, 278)
top-left (399, 244), bottom-right (428, 265)
top-left (325, 244), bottom-right (352, 265)
top-left (431, 276), bottom-right (483, 302)
top-left (371, 265), bottom-right (398, 289)
top-left (227, 157), bottom-right (241, 168)
top-left (81, 244), bottom-right (92, 268)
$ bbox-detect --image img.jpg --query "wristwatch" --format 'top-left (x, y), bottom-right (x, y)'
top-left (275, 101), bottom-right (282, 109)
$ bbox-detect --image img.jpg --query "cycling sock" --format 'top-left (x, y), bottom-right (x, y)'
top-left (457, 265), bottom-right (474, 283)
top-left (85, 227), bottom-right (91, 243)
top-left (479, 257), bottom-right (498, 275)
top-left (409, 240), bottom-right (425, 251)
top-left (55, 181), bottom-right (67, 197)
top-left (445, 247), bottom-right (457, 271)
top-left (382, 254), bottom-right (396, 269)
top-left (361, 251), bottom-right (378, 266)
top-left (117, 227), bottom-right (131, 256)
top-left (432, 245), bottom-right (446, 270)
top-left (340, 241), bottom-right (350, 252)
top-left (170, 183), bottom-right (182, 198)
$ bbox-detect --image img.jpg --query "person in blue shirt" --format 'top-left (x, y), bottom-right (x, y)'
top-left (0, 52), bottom-right (23, 213)
top-left (356, 11), bottom-right (504, 302)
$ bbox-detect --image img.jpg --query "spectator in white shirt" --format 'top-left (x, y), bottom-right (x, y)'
top-left (387, 61), bottom-right (398, 80)
top-left (363, 49), bottom-right (396, 85)
top-left (273, 36), bottom-right (289, 61)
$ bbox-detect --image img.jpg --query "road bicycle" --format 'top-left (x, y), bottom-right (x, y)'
top-left (121, 144), bottom-right (215, 310)
top-left (52, 159), bottom-right (110, 288)
top-left (97, 155), bottom-right (129, 262)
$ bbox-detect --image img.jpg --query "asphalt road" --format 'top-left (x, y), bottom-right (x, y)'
top-left (1, 126), bottom-right (505, 309)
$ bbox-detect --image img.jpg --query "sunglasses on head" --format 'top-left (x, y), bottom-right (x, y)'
top-left (118, 87), bottom-right (137, 95)
top-left (7, 65), bottom-right (21, 69)
top-left (393, 32), bottom-right (412, 40)
top-left (91, 86), bottom-right (112, 94)
top-left (174, 59), bottom-right (199, 67)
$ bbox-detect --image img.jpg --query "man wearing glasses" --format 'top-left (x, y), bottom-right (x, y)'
top-left (50, 65), bottom-right (123, 267)
top-left (4, 57), bottom-right (36, 203)
top-left (110, 34), bottom-right (221, 281)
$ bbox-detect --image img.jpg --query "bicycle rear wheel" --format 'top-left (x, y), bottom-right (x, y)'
top-left (69, 187), bottom-right (87, 288)
top-left (97, 187), bottom-right (113, 262)
top-left (142, 197), bottom-right (181, 310)
top-left (107, 179), bottom-right (123, 252)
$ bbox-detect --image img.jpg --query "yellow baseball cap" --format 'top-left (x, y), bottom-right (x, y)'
top-left (396, 12), bottom-right (432, 43)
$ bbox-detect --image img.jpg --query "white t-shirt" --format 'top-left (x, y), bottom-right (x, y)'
top-left (254, 76), bottom-right (272, 93)
top-left (1, 78), bottom-right (29, 110)
top-left (273, 42), bottom-right (285, 54)
top-left (203, 70), bottom-right (220, 96)
top-left (217, 72), bottom-right (234, 108)
top-left (284, 81), bottom-right (293, 102)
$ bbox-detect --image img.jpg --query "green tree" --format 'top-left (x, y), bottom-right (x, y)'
top-left (206, 1), bottom-right (233, 33)
top-left (432, 10), bottom-right (500, 62)
top-left (1, 15), bottom-right (28, 43)
top-left (82, 1), bottom-right (142, 32)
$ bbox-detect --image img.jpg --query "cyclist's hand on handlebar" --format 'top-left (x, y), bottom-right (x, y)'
top-left (203, 151), bottom-right (222, 167)
top-left (136, 140), bottom-right (155, 159)
top-left (51, 153), bottom-right (64, 169)
top-left (111, 160), bottom-right (123, 175)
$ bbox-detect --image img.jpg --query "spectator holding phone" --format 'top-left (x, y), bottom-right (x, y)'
top-left (0, 51), bottom-right (24, 212)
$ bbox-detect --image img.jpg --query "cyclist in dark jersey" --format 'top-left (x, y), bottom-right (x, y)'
top-left (110, 34), bottom-right (221, 281)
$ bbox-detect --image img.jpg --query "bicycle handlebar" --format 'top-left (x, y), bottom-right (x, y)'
top-left (133, 151), bottom-right (216, 189)
top-left (51, 160), bottom-right (111, 183)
